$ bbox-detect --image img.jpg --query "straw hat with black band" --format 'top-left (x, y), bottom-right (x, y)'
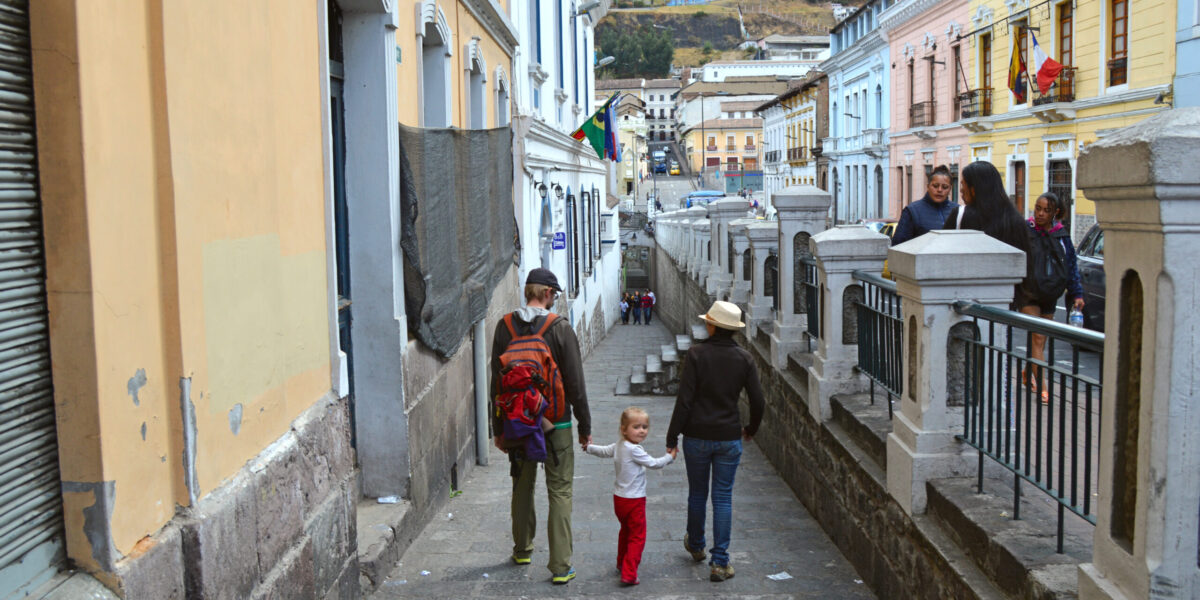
top-left (699, 301), bottom-right (745, 330)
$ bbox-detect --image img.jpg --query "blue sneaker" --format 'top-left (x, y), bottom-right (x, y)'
top-left (551, 567), bottom-right (576, 584)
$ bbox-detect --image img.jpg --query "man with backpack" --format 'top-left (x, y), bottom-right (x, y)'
top-left (490, 268), bottom-right (592, 585)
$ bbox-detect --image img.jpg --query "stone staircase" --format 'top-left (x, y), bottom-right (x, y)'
top-left (615, 325), bottom-right (709, 396)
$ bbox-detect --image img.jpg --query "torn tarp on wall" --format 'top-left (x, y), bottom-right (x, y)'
top-left (399, 124), bottom-right (517, 358)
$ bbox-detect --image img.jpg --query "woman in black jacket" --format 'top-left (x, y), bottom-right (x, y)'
top-left (666, 301), bottom-right (764, 582)
top-left (944, 161), bottom-right (1033, 306)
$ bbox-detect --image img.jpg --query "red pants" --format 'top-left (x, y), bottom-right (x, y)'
top-left (613, 495), bottom-right (646, 583)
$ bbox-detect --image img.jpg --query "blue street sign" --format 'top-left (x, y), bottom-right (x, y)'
top-left (552, 232), bottom-right (567, 250)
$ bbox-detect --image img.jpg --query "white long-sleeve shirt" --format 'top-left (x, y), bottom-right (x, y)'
top-left (585, 440), bottom-right (673, 499)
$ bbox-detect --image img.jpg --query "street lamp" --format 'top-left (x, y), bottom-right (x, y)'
top-left (553, 183), bottom-right (564, 200)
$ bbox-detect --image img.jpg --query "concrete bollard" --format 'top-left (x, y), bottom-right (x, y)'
top-left (1074, 107), bottom-right (1200, 600)
top-left (770, 185), bottom-right (831, 369)
top-left (705, 198), bottom-right (750, 296)
top-left (727, 219), bottom-right (755, 304)
top-left (804, 225), bottom-right (888, 422)
top-left (885, 229), bottom-right (1024, 515)
top-left (744, 221), bottom-right (779, 336)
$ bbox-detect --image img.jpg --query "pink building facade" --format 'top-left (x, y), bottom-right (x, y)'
top-left (880, 0), bottom-right (972, 218)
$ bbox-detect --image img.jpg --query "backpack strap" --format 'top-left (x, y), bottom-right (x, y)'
top-left (503, 313), bottom-right (517, 338)
top-left (535, 313), bottom-right (558, 338)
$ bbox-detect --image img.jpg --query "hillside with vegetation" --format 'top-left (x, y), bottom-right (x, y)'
top-left (597, 1), bottom-right (857, 70)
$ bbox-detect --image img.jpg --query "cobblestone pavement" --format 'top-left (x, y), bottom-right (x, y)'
top-left (370, 320), bottom-right (875, 599)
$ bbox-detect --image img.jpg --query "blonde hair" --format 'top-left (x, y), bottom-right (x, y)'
top-left (620, 407), bottom-right (649, 437)
top-left (525, 283), bottom-right (553, 302)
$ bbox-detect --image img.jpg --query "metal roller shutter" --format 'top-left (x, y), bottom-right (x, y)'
top-left (0, 0), bottom-right (65, 596)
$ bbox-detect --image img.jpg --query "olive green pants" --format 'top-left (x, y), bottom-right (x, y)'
top-left (510, 426), bottom-right (574, 574)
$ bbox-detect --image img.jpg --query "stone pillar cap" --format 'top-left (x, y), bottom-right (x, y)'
top-left (684, 206), bottom-right (708, 218)
top-left (1078, 107), bottom-right (1200, 191)
top-left (810, 225), bottom-right (889, 260)
top-left (773, 185), bottom-right (832, 211)
top-left (728, 218), bottom-right (757, 234)
top-left (745, 221), bottom-right (779, 245)
top-left (889, 229), bottom-right (1025, 283)
top-left (707, 198), bottom-right (751, 217)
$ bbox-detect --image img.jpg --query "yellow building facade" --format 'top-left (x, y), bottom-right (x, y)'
top-left (784, 86), bottom-right (819, 186)
top-left (682, 118), bottom-right (764, 175)
top-left (962, 0), bottom-right (1175, 239)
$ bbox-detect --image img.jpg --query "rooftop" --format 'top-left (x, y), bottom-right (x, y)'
top-left (759, 34), bottom-right (831, 46)
top-left (684, 117), bottom-right (763, 132)
top-left (720, 101), bottom-right (766, 112)
top-left (678, 78), bottom-right (795, 98)
top-left (645, 78), bottom-right (682, 89)
top-left (597, 78), bottom-right (644, 90)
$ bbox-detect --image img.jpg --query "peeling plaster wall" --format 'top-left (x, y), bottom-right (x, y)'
top-left (30, 0), bottom-right (333, 583)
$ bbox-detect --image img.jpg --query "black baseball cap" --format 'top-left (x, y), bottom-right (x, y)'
top-left (525, 268), bottom-right (562, 292)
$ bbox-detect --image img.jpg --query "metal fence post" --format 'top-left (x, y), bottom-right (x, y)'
top-left (886, 230), bottom-right (1024, 515)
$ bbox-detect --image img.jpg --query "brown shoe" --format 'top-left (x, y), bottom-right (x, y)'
top-left (710, 564), bottom-right (735, 582)
top-left (683, 534), bottom-right (706, 562)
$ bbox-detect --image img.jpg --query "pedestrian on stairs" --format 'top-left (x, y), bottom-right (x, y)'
top-left (619, 294), bottom-right (630, 324)
top-left (631, 291), bottom-right (643, 324)
top-left (640, 291), bottom-right (654, 325)
top-left (645, 290), bottom-right (656, 324)
top-left (489, 268), bottom-right (592, 585)
top-left (666, 301), bottom-right (764, 583)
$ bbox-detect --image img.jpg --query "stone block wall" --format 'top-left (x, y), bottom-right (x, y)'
top-left (110, 395), bottom-right (359, 599)
top-left (651, 245), bottom-right (712, 336)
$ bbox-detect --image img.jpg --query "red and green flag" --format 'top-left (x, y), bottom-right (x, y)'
top-left (571, 93), bottom-right (622, 162)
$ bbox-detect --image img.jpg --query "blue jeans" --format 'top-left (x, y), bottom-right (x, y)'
top-left (682, 437), bottom-right (742, 566)
top-left (632, 307), bottom-right (642, 324)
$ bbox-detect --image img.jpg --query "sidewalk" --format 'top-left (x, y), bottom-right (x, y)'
top-left (369, 320), bottom-right (875, 598)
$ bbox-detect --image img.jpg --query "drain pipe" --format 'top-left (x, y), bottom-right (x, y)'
top-left (473, 319), bottom-right (489, 466)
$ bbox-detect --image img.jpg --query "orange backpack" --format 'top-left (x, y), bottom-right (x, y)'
top-left (497, 313), bottom-right (567, 425)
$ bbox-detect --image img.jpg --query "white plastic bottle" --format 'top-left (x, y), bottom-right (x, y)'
top-left (1069, 308), bottom-right (1084, 328)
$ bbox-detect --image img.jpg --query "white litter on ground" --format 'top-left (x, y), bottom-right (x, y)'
top-left (420, 570), bottom-right (431, 576)
top-left (767, 572), bottom-right (793, 581)
top-left (482, 573), bottom-right (490, 578)
top-left (854, 579), bottom-right (864, 584)
top-left (446, 513), bottom-right (454, 520)
top-left (377, 496), bottom-right (400, 504)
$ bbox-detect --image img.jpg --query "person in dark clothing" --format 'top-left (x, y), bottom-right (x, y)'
top-left (489, 268), bottom-right (592, 584)
top-left (1020, 192), bottom-right (1085, 403)
top-left (640, 292), bottom-right (653, 325)
top-left (666, 301), bottom-right (764, 582)
top-left (943, 160), bottom-right (1034, 305)
top-left (891, 165), bottom-right (957, 246)
top-left (631, 292), bottom-right (643, 324)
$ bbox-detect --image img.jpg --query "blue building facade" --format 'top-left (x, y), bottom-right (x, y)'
top-left (822, 0), bottom-right (892, 224)
top-left (1178, 0), bottom-right (1200, 107)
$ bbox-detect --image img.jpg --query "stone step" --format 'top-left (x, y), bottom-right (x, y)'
top-left (614, 377), bottom-right (631, 396)
top-left (629, 366), bottom-right (653, 395)
top-left (646, 353), bottom-right (662, 375)
top-left (676, 335), bottom-right (691, 353)
top-left (660, 344), bottom-right (678, 364)
top-left (690, 324), bottom-right (709, 341)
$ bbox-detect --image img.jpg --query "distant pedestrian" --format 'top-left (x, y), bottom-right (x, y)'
top-left (891, 164), bottom-right (957, 246)
top-left (490, 268), bottom-right (592, 585)
top-left (619, 295), bottom-right (630, 325)
top-left (646, 290), bottom-right (656, 324)
top-left (640, 292), bottom-right (654, 325)
top-left (583, 407), bottom-right (676, 586)
top-left (631, 292), bottom-right (643, 324)
top-left (667, 301), bottom-right (764, 582)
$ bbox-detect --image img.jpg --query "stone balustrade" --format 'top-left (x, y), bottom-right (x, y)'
top-left (744, 221), bottom-right (779, 336)
top-left (727, 218), bottom-right (755, 304)
top-left (769, 185), bottom-right (831, 369)
top-left (705, 198), bottom-right (750, 296)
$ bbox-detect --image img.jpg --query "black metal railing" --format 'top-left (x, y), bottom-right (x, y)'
top-left (1034, 67), bottom-right (1077, 105)
top-left (765, 253), bottom-right (779, 312)
top-left (802, 257), bottom-right (821, 351)
top-left (909, 100), bottom-right (935, 127)
top-left (853, 271), bottom-right (902, 419)
top-left (958, 88), bottom-right (993, 119)
top-left (952, 301), bottom-right (1104, 553)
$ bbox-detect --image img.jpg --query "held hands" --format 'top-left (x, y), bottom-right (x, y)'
top-left (579, 433), bottom-right (592, 451)
top-left (1073, 297), bottom-right (1085, 310)
top-left (667, 447), bottom-right (678, 459)
top-left (742, 427), bottom-right (754, 442)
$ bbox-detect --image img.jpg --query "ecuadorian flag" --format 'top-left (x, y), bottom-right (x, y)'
top-left (1008, 41), bottom-right (1028, 103)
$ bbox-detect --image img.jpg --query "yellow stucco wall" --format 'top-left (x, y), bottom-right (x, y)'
top-left (399, 1), bottom-right (514, 128)
top-left (31, 0), bottom-right (332, 576)
top-left (966, 0), bottom-right (1175, 224)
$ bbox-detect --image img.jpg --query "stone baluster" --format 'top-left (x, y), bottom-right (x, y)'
top-left (728, 218), bottom-right (755, 304)
top-left (705, 198), bottom-right (750, 296)
top-left (744, 221), bottom-right (779, 336)
top-left (885, 230), bottom-right (1025, 515)
top-left (804, 226), bottom-right (888, 422)
top-left (769, 185), bottom-right (832, 369)
top-left (1074, 108), bottom-right (1200, 600)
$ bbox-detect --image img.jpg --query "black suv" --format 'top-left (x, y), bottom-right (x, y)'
top-left (1075, 224), bottom-right (1105, 332)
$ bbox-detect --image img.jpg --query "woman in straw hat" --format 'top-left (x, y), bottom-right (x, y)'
top-left (665, 301), bottom-right (765, 582)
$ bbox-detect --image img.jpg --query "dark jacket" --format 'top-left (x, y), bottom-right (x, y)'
top-left (489, 310), bottom-right (591, 437)
top-left (666, 333), bottom-right (765, 447)
top-left (944, 205), bottom-right (1037, 305)
top-left (891, 194), bottom-right (959, 246)
top-left (1028, 220), bottom-right (1084, 300)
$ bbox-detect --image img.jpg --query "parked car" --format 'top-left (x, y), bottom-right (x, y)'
top-left (685, 190), bottom-right (724, 208)
top-left (862, 219), bottom-right (897, 239)
top-left (1075, 223), bottom-right (1105, 332)
top-left (654, 161), bottom-right (667, 174)
top-left (669, 161), bottom-right (680, 176)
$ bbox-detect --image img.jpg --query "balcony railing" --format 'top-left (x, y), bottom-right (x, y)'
top-left (706, 145), bottom-right (718, 151)
top-left (726, 145), bottom-right (737, 151)
top-left (864, 128), bottom-right (885, 147)
top-left (764, 150), bottom-right (781, 163)
top-left (909, 101), bottom-right (935, 128)
top-left (1034, 68), bottom-right (1076, 105)
top-left (744, 144), bottom-right (756, 151)
top-left (1107, 56), bottom-right (1127, 87)
top-left (958, 89), bottom-right (993, 119)
top-left (787, 147), bottom-right (808, 162)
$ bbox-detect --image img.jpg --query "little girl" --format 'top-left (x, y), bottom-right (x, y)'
top-left (585, 407), bottom-right (676, 585)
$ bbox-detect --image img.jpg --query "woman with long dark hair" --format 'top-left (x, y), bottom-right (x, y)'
top-left (945, 161), bottom-right (1033, 305)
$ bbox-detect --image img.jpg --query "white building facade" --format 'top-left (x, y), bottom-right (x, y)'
top-left (758, 99), bottom-right (787, 203)
top-left (511, 0), bottom-right (622, 339)
top-left (645, 79), bottom-right (680, 141)
top-left (695, 60), bottom-right (820, 83)
top-left (822, 0), bottom-right (892, 224)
